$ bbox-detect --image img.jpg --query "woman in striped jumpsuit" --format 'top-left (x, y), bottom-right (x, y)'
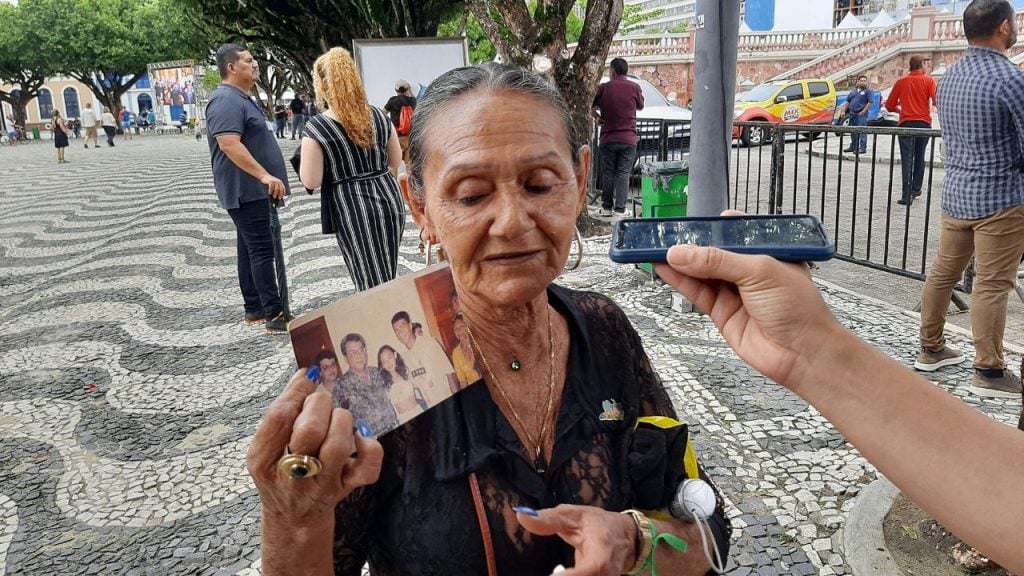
top-left (299, 47), bottom-right (406, 291)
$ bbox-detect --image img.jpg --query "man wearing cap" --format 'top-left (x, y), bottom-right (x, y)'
top-left (886, 54), bottom-right (938, 206)
top-left (384, 80), bottom-right (416, 164)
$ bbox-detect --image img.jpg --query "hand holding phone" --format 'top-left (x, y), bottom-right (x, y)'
top-left (609, 214), bottom-right (835, 264)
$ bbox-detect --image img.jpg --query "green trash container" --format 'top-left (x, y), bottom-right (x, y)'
top-left (639, 159), bottom-right (689, 218)
top-left (638, 160), bottom-right (688, 274)
top-left (32, 127), bottom-right (41, 140)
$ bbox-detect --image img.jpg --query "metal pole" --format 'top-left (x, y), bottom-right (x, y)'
top-left (687, 0), bottom-right (741, 216)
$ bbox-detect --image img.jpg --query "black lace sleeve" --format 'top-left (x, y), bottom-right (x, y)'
top-left (331, 486), bottom-right (375, 576)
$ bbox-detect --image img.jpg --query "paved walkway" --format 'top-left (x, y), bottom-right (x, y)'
top-left (0, 136), bottom-right (1020, 575)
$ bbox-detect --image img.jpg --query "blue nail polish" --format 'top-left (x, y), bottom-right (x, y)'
top-left (356, 420), bottom-right (373, 438)
top-left (512, 506), bottom-right (539, 517)
top-left (305, 365), bottom-right (320, 382)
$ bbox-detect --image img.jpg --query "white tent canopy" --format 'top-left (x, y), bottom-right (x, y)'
top-left (837, 11), bottom-right (866, 29)
top-left (869, 9), bottom-right (895, 28)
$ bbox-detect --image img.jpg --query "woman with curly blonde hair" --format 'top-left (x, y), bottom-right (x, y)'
top-left (299, 47), bottom-right (405, 291)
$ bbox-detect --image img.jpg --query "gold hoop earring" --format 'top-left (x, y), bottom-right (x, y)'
top-left (564, 226), bottom-right (583, 271)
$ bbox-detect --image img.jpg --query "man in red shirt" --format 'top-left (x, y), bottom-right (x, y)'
top-left (592, 58), bottom-right (644, 218)
top-left (886, 54), bottom-right (938, 205)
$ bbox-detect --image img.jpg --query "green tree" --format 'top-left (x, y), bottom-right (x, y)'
top-left (619, 2), bottom-right (662, 35)
top-left (19, 0), bottom-right (211, 120)
top-left (437, 11), bottom-right (496, 64)
top-left (0, 2), bottom-right (58, 128)
top-left (178, 0), bottom-right (459, 94)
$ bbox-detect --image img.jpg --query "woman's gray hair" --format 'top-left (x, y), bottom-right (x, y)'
top-left (406, 62), bottom-right (582, 200)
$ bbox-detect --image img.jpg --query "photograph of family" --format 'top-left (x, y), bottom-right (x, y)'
top-left (288, 264), bottom-right (480, 437)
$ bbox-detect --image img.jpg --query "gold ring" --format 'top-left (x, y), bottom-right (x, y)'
top-left (277, 451), bottom-right (323, 479)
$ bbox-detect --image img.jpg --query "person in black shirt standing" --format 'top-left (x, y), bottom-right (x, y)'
top-left (289, 93), bottom-right (307, 139)
top-left (272, 100), bottom-right (287, 139)
top-left (383, 79), bottom-right (416, 164)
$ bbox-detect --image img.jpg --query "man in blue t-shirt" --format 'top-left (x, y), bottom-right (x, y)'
top-left (206, 43), bottom-right (291, 333)
top-left (843, 75), bottom-right (874, 154)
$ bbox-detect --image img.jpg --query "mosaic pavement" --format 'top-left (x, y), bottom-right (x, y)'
top-left (0, 136), bottom-right (1020, 575)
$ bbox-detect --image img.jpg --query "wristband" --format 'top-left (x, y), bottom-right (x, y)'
top-left (621, 509), bottom-right (653, 575)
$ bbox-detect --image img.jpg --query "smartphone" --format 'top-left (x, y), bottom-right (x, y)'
top-left (609, 214), bottom-right (835, 263)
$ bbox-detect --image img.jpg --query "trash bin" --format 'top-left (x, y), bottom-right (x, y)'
top-left (639, 159), bottom-right (689, 219)
top-left (32, 127), bottom-right (41, 140)
top-left (638, 159), bottom-right (689, 274)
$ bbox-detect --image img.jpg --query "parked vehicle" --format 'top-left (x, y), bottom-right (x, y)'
top-left (733, 78), bottom-right (837, 146)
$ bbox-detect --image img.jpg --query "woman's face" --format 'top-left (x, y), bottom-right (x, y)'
top-left (379, 348), bottom-right (396, 371)
top-left (319, 357), bottom-right (339, 383)
top-left (401, 89), bottom-right (590, 308)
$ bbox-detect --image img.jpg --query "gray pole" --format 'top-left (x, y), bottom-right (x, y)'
top-left (687, 0), bottom-right (741, 216)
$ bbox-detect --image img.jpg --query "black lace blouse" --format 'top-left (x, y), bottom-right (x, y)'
top-left (331, 285), bottom-right (731, 575)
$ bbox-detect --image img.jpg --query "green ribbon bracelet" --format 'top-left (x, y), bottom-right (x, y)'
top-left (642, 522), bottom-right (688, 576)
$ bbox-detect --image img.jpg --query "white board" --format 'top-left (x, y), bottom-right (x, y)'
top-left (353, 38), bottom-right (469, 110)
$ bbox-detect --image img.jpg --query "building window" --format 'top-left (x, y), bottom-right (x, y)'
top-left (38, 88), bottom-right (54, 120)
top-left (834, 0), bottom-right (865, 27)
top-left (63, 88), bottom-right (81, 120)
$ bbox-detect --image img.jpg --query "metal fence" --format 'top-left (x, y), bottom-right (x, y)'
top-left (731, 120), bottom-right (947, 285)
top-left (589, 119), bottom-right (691, 201)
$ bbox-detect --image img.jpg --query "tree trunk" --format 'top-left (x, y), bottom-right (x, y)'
top-left (71, 71), bottom-right (142, 133)
top-left (468, 0), bottom-right (623, 236)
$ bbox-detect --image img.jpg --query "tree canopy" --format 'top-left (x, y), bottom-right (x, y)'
top-left (2, 0), bottom-right (211, 119)
top-left (0, 1), bottom-right (56, 126)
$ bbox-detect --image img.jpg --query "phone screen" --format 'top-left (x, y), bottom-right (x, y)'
top-left (614, 216), bottom-right (829, 251)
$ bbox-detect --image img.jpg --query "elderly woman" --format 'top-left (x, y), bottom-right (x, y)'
top-left (248, 63), bottom-right (730, 575)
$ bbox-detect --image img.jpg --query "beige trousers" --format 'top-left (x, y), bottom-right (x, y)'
top-left (920, 205), bottom-right (1024, 369)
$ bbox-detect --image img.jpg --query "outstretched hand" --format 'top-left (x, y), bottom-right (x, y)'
top-left (516, 505), bottom-right (635, 576)
top-left (654, 232), bottom-right (843, 386)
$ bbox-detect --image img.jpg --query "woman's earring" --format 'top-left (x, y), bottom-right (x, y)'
top-left (564, 226), bottom-right (583, 271)
top-left (424, 238), bottom-right (446, 265)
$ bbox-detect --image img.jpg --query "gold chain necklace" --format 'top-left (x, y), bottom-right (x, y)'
top-left (466, 305), bottom-right (556, 474)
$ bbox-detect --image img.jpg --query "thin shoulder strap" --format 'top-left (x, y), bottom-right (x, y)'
top-left (468, 472), bottom-right (498, 576)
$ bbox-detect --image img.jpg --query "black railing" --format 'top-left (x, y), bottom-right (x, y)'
top-left (731, 120), bottom-right (949, 285)
top-left (589, 119), bottom-right (691, 203)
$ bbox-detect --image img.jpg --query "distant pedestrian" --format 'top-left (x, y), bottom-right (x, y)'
top-left (384, 79), bottom-right (416, 164)
top-left (81, 103), bottom-right (99, 148)
top-left (120, 109), bottom-right (133, 141)
top-left (592, 57), bottom-right (644, 219)
top-left (52, 109), bottom-right (69, 163)
top-left (206, 43), bottom-right (291, 333)
top-left (272, 100), bottom-right (287, 138)
top-left (71, 118), bottom-right (81, 139)
top-left (180, 110), bottom-right (189, 135)
top-left (289, 93), bottom-right (307, 139)
top-left (101, 109), bottom-right (117, 147)
top-left (886, 54), bottom-right (937, 205)
top-left (5, 115), bottom-right (18, 145)
top-left (299, 47), bottom-right (405, 291)
top-left (915, 0), bottom-right (1024, 399)
top-left (843, 75), bottom-right (874, 154)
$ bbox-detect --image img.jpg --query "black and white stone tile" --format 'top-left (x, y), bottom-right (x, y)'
top-left (1, 137), bottom-right (1019, 575)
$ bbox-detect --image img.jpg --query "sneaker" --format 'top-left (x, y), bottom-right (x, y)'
top-left (84, 144), bottom-right (88, 149)
top-left (969, 370), bottom-right (1022, 399)
top-left (897, 197), bottom-right (913, 206)
top-left (597, 208), bottom-right (613, 217)
top-left (265, 312), bottom-right (290, 334)
top-left (914, 345), bottom-right (966, 371)
top-left (243, 311), bottom-right (266, 325)
top-left (843, 147), bottom-right (856, 153)
top-left (912, 189), bottom-right (922, 198)
top-left (611, 210), bottom-right (627, 220)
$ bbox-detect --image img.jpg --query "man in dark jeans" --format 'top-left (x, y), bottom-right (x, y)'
top-left (289, 94), bottom-right (307, 139)
top-left (272, 100), bottom-right (288, 138)
top-left (886, 54), bottom-right (937, 206)
top-left (206, 43), bottom-right (291, 333)
top-left (592, 57), bottom-right (644, 219)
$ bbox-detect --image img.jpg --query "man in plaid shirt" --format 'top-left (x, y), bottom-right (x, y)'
top-left (915, 0), bottom-right (1024, 399)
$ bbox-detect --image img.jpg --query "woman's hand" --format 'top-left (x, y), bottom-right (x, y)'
top-left (247, 369), bottom-right (384, 526)
top-left (516, 505), bottom-right (636, 576)
top-left (654, 224), bottom-right (844, 386)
